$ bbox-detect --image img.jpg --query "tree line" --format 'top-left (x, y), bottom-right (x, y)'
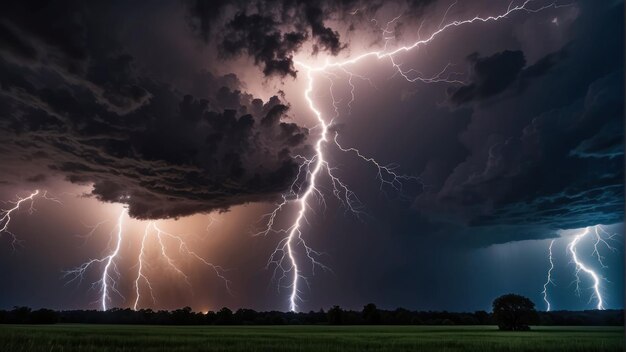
top-left (0, 305), bottom-right (622, 326)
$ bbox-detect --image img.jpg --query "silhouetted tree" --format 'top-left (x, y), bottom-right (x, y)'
top-left (493, 294), bottom-right (538, 331)
top-left (393, 308), bottom-right (412, 325)
top-left (205, 310), bottom-right (216, 324)
top-left (235, 308), bottom-right (257, 324)
top-left (474, 310), bottom-right (490, 325)
top-left (30, 309), bottom-right (58, 324)
top-left (0, 304), bottom-right (621, 326)
top-left (362, 303), bottom-right (381, 324)
top-left (327, 305), bottom-right (343, 325)
top-left (215, 307), bottom-right (233, 325)
top-left (172, 306), bottom-right (195, 324)
top-left (11, 306), bottom-right (32, 323)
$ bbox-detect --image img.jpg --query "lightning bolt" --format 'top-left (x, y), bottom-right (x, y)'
top-left (590, 224), bottom-right (618, 268)
top-left (567, 224), bottom-right (620, 310)
top-left (258, 0), bottom-right (563, 311)
top-left (133, 223), bottom-right (156, 311)
top-left (568, 226), bottom-right (604, 310)
top-left (64, 208), bottom-right (127, 311)
top-left (1, 188), bottom-right (228, 311)
top-left (66, 210), bottom-right (230, 311)
top-left (1, 189), bottom-right (61, 249)
top-left (540, 225), bottom-right (619, 311)
top-left (541, 239), bottom-right (556, 311)
top-left (132, 222), bottom-right (231, 310)
top-left (298, 1), bottom-right (562, 74)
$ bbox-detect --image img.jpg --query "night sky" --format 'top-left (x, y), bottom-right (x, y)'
top-left (0, 0), bottom-right (623, 313)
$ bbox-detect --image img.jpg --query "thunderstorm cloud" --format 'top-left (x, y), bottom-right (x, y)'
top-left (0, 0), bottom-right (623, 238)
top-left (414, 1), bottom-right (624, 244)
top-left (0, 0), bottom-right (623, 313)
top-left (0, 1), bottom-right (310, 219)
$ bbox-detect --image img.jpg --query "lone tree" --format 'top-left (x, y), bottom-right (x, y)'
top-left (492, 294), bottom-right (538, 331)
top-left (362, 303), bottom-right (381, 324)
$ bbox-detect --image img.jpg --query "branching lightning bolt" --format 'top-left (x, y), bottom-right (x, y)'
top-left (259, 0), bottom-right (562, 311)
top-left (138, 222), bottom-right (232, 307)
top-left (132, 221), bottom-right (194, 310)
top-left (66, 210), bottom-right (230, 311)
top-left (590, 224), bottom-right (618, 269)
top-left (0, 189), bottom-right (61, 249)
top-left (0, 190), bottom-right (40, 248)
top-left (568, 226), bottom-right (603, 310)
top-left (539, 225), bottom-right (619, 311)
top-left (64, 208), bottom-right (127, 311)
top-left (566, 224), bottom-right (619, 310)
top-left (133, 224), bottom-right (156, 310)
top-left (541, 239), bottom-right (555, 311)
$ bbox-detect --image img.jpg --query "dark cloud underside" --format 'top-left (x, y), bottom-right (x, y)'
top-left (416, 1), bottom-right (624, 243)
top-left (185, 0), bottom-right (379, 77)
top-left (0, 0), bottom-right (310, 219)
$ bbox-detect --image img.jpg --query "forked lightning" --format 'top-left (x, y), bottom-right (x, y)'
top-left (542, 225), bottom-right (620, 310)
top-left (262, 0), bottom-right (562, 311)
top-left (0, 190), bottom-right (61, 249)
top-left (65, 209), bottom-right (230, 311)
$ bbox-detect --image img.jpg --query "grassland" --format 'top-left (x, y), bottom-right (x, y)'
top-left (0, 325), bottom-right (622, 352)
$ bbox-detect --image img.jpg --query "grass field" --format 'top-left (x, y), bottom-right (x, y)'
top-left (0, 325), bottom-right (623, 352)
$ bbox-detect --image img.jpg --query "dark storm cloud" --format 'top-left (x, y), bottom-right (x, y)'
top-left (415, 0), bottom-right (624, 244)
top-left (304, 5), bottom-right (345, 55)
top-left (464, 71), bottom-right (624, 228)
top-left (448, 50), bottom-right (526, 105)
top-left (406, 0), bottom-right (437, 9)
top-left (520, 46), bottom-right (568, 80)
top-left (0, 0), bottom-right (310, 219)
top-left (185, 0), bottom-right (350, 77)
top-left (221, 12), bottom-right (308, 77)
top-left (184, 0), bottom-right (230, 43)
top-left (448, 47), bottom-right (571, 106)
top-left (0, 2), bottom-right (151, 115)
top-left (184, 0), bottom-right (390, 77)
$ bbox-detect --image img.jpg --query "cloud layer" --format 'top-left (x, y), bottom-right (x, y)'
top-left (0, 1), bottom-right (309, 219)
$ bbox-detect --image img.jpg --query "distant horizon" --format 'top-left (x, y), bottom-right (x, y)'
top-left (2, 306), bottom-right (624, 315)
top-left (2, 303), bottom-right (623, 328)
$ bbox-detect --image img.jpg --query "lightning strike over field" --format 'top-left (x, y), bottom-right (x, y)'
top-left (541, 239), bottom-right (556, 311)
top-left (568, 226), bottom-right (604, 310)
top-left (133, 224), bottom-right (155, 311)
top-left (64, 208), bottom-right (127, 311)
top-left (564, 225), bottom-right (619, 310)
top-left (538, 225), bottom-right (619, 310)
top-left (259, 0), bottom-right (562, 311)
top-left (133, 222), bottom-right (232, 309)
top-left (67, 211), bottom-right (230, 311)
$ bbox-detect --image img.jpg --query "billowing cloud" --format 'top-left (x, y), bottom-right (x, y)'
top-left (220, 12), bottom-right (308, 77)
top-left (0, 0), bottom-right (310, 219)
top-left (186, 0), bottom-right (355, 77)
top-left (185, 0), bottom-right (389, 77)
top-left (0, 2), bottom-right (152, 115)
top-left (0, 0), bottom-right (622, 234)
top-left (414, 1), bottom-right (624, 244)
top-left (433, 71), bottom-right (623, 228)
top-left (448, 50), bottom-right (526, 105)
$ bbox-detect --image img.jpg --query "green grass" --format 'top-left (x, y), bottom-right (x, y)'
top-left (0, 325), bottom-right (622, 352)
